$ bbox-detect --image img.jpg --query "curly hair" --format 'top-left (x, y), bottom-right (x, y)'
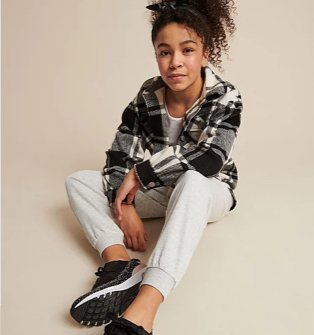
top-left (147, 0), bottom-right (238, 70)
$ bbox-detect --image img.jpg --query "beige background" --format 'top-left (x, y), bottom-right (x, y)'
top-left (2, 0), bottom-right (314, 334)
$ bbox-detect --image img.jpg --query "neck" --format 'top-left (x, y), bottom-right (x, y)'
top-left (165, 75), bottom-right (204, 110)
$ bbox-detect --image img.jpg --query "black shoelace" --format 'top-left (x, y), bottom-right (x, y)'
top-left (95, 266), bottom-right (106, 277)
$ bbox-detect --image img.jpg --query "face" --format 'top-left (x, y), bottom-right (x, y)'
top-left (153, 23), bottom-right (208, 95)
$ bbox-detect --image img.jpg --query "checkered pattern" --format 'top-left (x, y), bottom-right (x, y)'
top-left (102, 66), bottom-right (243, 208)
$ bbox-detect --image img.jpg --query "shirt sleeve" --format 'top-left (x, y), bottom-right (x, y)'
top-left (102, 95), bottom-right (145, 207)
top-left (133, 87), bottom-right (243, 190)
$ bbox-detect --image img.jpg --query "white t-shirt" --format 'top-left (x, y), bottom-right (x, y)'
top-left (157, 80), bottom-right (206, 145)
top-left (164, 89), bottom-right (205, 145)
top-left (164, 104), bottom-right (185, 145)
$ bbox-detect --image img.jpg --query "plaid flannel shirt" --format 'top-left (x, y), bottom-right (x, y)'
top-left (102, 65), bottom-right (243, 210)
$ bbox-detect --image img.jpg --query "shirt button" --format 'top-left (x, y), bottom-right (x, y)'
top-left (147, 182), bottom-right (156, 188)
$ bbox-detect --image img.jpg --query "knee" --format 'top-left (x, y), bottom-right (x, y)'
top-left (65, 170), bottom-right (89, 191)
top-left (176, 170), bottom-right (207, 193)
top-left (175, 170), bottom-right (207, 190)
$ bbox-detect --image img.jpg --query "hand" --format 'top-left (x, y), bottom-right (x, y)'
top-left (116, 204), bottom-right (148, 252)
top-left (114, 169), bottom-right (140, 222)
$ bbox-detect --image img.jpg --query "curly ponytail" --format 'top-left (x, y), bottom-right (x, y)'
top-left (147, 0), bottom-right (238, 69)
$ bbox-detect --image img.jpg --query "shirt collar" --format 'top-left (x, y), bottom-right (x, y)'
top-left (142, 65), bottom-right (225, 108)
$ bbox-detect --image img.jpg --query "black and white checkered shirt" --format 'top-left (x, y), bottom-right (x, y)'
top-left (102, 66), bottom-right (243, 210)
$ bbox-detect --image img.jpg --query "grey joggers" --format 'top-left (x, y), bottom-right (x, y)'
top-left (65, 169), bottom-right (233, 300)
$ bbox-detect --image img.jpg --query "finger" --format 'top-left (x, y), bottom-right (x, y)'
top-left (113, 205), bottom-right (118, 221)
top-left (139, 234), bottom-right (147, 252)
top-left (131, 235), bottom-right (139, 251)
top-left (126, 193), bottom-right (134, 205)
top-left (141, 230), bottom-right (148, 251)
top-left (115, 198), bottom-right (123, 221)
top-left (125, 235), bottom-right (132, 250)
top-left (113, 201), bottom-right (117, 216)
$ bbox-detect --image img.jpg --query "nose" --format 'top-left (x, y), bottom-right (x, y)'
top-left (170, 51), bottom-right (183, 69)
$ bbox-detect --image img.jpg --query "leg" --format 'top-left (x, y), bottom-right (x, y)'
top-left (101, 186), bottom-right (172, 262)
top-left (65, 170), bottom-right (171, 259)
top-left (65, 170), bottom-right (126, 257)
top-left (65, 170), bottom-right (171, 328)
top-left (142, 170), bottom-right (233, 298)
top-left (122, 170), bottom-right (233, 332)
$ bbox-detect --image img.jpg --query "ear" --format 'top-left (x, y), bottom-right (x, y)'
top-left (202, 48), bottom-right (209, 67)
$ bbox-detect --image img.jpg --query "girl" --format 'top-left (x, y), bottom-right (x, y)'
top-left (65, 1), bottom-right (242, 334)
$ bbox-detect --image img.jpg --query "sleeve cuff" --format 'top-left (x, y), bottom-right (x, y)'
top-left (134, 160), bottom-right (163, 190)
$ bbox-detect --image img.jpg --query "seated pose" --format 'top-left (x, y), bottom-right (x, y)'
top-left (65, 1), bottom-right (243, 334)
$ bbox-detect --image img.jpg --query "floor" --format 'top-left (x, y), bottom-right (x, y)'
top-left (3, 159), bottom-right (314, 334)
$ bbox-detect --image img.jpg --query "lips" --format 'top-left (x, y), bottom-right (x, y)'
top-left (168, 74), bottom-right (186, 82)
top-left (168, 73), bottom-right (186, 77)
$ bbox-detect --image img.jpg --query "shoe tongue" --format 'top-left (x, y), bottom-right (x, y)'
top-left (103, 260), bottom-right (129, 272)
top-left (92, 260), bottom-right (130, 290)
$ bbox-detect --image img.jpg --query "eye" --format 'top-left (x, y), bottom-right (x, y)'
top-left (159, 50), bottom-right (170, 56)
top-left (184, 48), bottom-right (194, 54)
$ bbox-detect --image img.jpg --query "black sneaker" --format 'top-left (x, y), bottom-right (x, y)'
top-left (70, 258), bottom-right (146, 327)
top-left (104, 312), bottom-right (153, 335)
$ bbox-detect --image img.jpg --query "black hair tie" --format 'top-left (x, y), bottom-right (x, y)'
top-left (146, 1), bottom-right (187, 13)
